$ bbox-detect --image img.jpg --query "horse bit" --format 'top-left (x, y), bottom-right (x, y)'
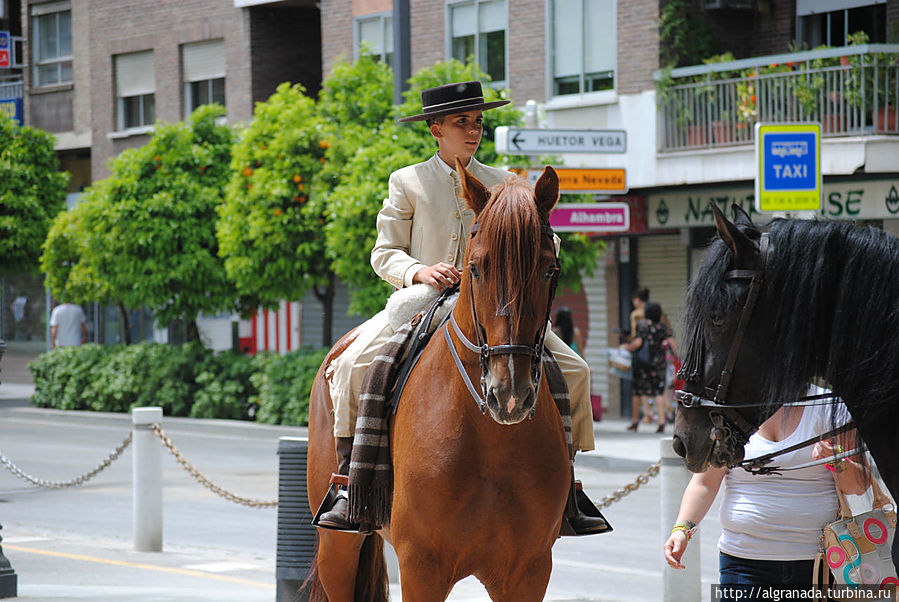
top-left (445, 222), bottom-right (560, 415)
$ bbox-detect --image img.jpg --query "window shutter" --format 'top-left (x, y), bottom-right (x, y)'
top-left (584, 0), bottom-right (615, 75)
top-left (553, 0), bottom-right (581, 78)
top-left (478, 0), bottom-right (505, 33)
top-left (115, 51), bottom-right (155, 97)
top-left (452, 3), bottom-right (476, 37)
top-left (182, 39), bottom-right (225, 83)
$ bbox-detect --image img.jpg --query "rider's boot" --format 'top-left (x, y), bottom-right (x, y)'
top-left (317, 436), bottom-right (356, 530)
top-left (560, 473), bottom-right (613, 536)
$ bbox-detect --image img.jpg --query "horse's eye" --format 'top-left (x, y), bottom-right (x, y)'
top-left (470, 264), bottom-right (481, 279)
top-left (709, 314), bottom-right (726, 328)
top-left (543, 266), bottom-right (557, 281)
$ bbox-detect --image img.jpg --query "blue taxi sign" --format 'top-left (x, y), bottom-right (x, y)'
top-left (754, 122), bottom-right (821, 212)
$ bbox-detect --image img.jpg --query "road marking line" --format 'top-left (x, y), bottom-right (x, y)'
top-left (2, 536), bottom-right (49, 544)
top-left (184, 561), bottom-right (265, 573)
top-left (4, 544), bottom-right (275, 589)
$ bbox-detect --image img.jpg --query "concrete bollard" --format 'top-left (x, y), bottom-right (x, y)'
top-left (0, 337), bottom-right (17, 599)
top-left (133, 407), bottom-right (163, 552)
top-left (276, 437), bottom-right (315, 602)
top-left (660, 437), bottom-right (701, 602)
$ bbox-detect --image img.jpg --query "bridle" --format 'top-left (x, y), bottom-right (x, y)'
top-left (674, 232), bottom-right (770, 460)
top-left (445, 221), bottom-right (560, 414)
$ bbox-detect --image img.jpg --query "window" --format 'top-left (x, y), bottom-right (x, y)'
top-left (182, 40), bottom-right (226, 119)
top-left (797, 1), bottom-right (886, 47)
top-left (356, 14), bottom-right (393, 66)
top-left (550, 0), bottom-right (616, 96)
top-left (448, 0), bottom-right (506, 86)
top-left (114, 51), bottom-right (155, 130)
top-left (31, 3), bottom-right (73, 87)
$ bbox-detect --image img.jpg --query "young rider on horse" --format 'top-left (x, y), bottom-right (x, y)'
top-left (318, 80), bottom-right (606, 535)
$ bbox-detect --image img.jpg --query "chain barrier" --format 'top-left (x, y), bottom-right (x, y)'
top-left (594, 461), bottom-right (661, 509)
top-left (1, 420), bottom-right (660, 511)
top-left (0, 432), bottom-right (133, 489)
top-left (151, 424), bottom-right (278, 509)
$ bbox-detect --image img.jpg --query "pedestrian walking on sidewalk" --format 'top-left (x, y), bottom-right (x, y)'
top-left (624, 301), bottom-right (676, 433)
top-left (50, 301), bottom-right (87, 349)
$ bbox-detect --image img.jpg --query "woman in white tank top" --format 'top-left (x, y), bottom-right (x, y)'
top-left (663, 387), bottom-right (869, 595)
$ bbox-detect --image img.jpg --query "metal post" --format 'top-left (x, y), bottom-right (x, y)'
top-left (0, 337), bottom-right (18, 598)
top-left (660, 437), bottom-right (700, 602)
top-left (392, 0), bottom-right (411, 105)
top-left (133, 407), bottom-right (163, 552)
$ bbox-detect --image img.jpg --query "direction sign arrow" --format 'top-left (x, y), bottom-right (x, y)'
top-left (495, 126), bottom-right (627, 155)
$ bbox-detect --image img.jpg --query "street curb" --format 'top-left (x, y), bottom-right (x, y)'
top-left (576, 453), bottom-right (657, 473)
top-left (0, 404), bottom-right (307, 440)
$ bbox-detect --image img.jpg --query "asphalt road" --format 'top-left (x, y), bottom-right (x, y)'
top-left (0, 400), bottom-right (725, 601)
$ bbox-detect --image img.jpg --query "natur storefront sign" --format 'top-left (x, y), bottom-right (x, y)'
top-left (648, 179), bottom-right (899, 229)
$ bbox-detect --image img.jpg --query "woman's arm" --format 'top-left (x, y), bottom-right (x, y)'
top-left (624, 336), bottom-right (643, 353)
top-left (665, 336), bottom-right (678, 355)
top-left (574, 326), bottom-right (586, 355)
top-left (663, 467), bottom-right (727, 569)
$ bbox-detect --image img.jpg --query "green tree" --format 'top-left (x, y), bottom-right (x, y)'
top-left (0, 113), bottom-right (69, 275)
top-left (43, 105), bottom-right (236, 341)
top-left (216, 84), bottom-right (333, 343)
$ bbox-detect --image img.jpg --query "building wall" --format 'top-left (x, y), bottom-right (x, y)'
top-left (508, 0), bottom-right (547, 103)
top-left (321, 0), bottom-right (354, 78)
top-left (619, 0), bottom-right (660, 94)
top-left (85, 0), bottom-right (256, 180)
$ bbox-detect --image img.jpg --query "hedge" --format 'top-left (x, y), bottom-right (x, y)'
top-left (28, 342), bottom-right (328, 425)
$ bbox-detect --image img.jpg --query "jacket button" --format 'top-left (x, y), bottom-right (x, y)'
top-left (447, 254), bottom-right (454, 262)
top-left (451, 233), bottom-right (458, 241)
top-left (454, 211), bottom-right (460, 219)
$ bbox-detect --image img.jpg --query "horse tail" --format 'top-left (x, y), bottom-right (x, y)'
top-left (301, 554), bottom-right (328, 602)
top-left (355, 532), bottom-right (389, 602)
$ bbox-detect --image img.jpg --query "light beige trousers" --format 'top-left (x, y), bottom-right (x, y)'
top-left (328, 308), bottom-right (595, 452)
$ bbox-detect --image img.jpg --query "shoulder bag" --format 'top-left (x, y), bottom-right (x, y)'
top-left (814, 478), bottom-right (898, 600)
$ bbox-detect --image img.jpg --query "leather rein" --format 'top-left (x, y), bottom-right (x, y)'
top-left (673, 232), bottom-right (859, 473)
top-left (445, 222), bottom-right (560, 414)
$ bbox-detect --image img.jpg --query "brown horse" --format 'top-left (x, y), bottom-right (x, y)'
top-left (305, 162), bottom-right (571, 601)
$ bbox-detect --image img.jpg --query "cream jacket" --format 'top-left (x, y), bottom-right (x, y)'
top-left (370, 154), bottom-right (511, 288)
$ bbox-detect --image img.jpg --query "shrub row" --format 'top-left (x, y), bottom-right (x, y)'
top-left (28, 343), bottom-right (328, 425)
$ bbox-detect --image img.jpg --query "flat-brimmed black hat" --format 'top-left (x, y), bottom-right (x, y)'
top-left (398, 81), bottom-right (510, 123)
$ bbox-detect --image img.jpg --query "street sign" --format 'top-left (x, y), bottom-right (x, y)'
top-left (0, 31), bottom-right (9, 69)
top-left (755, 122), bottom-right (821, 212)
top-left (517, 167), bottom-right (627, 194)
top-left (495, 126), bottom-right (626, 155)
top-left (550, 202), bottom-right (630, 233)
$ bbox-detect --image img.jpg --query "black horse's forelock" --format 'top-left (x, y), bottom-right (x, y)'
top-left (684, 216), bottom-right (899, 427)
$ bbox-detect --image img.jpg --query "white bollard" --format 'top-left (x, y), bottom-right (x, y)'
top-left (133, 407), bottom-right (163, 552)
top-left (660, 437), bottom-right (701, 602)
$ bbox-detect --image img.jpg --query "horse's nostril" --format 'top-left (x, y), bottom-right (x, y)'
top-left (672, 436), bottom-right (686, 458)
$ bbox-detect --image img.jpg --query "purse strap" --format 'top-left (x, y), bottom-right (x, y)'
top-left (833, 471), bottom-right (895, 521)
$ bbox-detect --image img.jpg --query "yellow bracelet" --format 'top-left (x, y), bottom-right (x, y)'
top-left (671, 522), bottom-right (696, 541)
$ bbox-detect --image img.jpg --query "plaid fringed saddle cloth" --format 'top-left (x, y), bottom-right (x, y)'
top-left (346, 316), bottom-right (575, 527)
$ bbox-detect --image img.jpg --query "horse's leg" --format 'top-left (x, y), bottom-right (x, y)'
top-left (479, 552), bottom-right (553, 602)
top-left (395, 551), bottom-right (455, 602)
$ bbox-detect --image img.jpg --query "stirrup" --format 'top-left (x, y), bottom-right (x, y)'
top-left (312, 474), bottom-right (372, 535)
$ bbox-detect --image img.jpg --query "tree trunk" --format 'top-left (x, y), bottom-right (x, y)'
top-left (117, 301), bottom-right (131, 345)
top-left (186, 320), bottom-right (201, 343)
top-left (313, 271), bottom-right (336, 348)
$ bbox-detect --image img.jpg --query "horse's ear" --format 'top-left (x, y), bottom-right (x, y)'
top-left (731, 204), bottom-right (754, 228)
top-left (534, 166), bottom-right (560, 216)
top-left (455, 156), bottom-right (490, 214)
top-left (712, 203), bottom-right (757, 267)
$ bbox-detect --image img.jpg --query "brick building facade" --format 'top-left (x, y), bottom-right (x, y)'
top-left (22, 0), bottom-right (321, 181)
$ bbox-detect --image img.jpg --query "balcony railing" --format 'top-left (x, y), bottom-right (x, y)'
top-left (657, 44), bottom-right (899, 151)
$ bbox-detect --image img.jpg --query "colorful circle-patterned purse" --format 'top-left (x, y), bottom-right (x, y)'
top-left (814, 478), bottom-right (897, 600)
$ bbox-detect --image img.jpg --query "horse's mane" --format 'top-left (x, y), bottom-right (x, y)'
top-left (685, 217), bottom-right (899, 424)
top-left (468, 175), bottom-right (546, 319)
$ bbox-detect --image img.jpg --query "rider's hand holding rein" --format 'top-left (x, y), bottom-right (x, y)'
top-left (812, 437), bottom-right (868, 496)
top-left (413, 262), bottom-right (461, 291)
